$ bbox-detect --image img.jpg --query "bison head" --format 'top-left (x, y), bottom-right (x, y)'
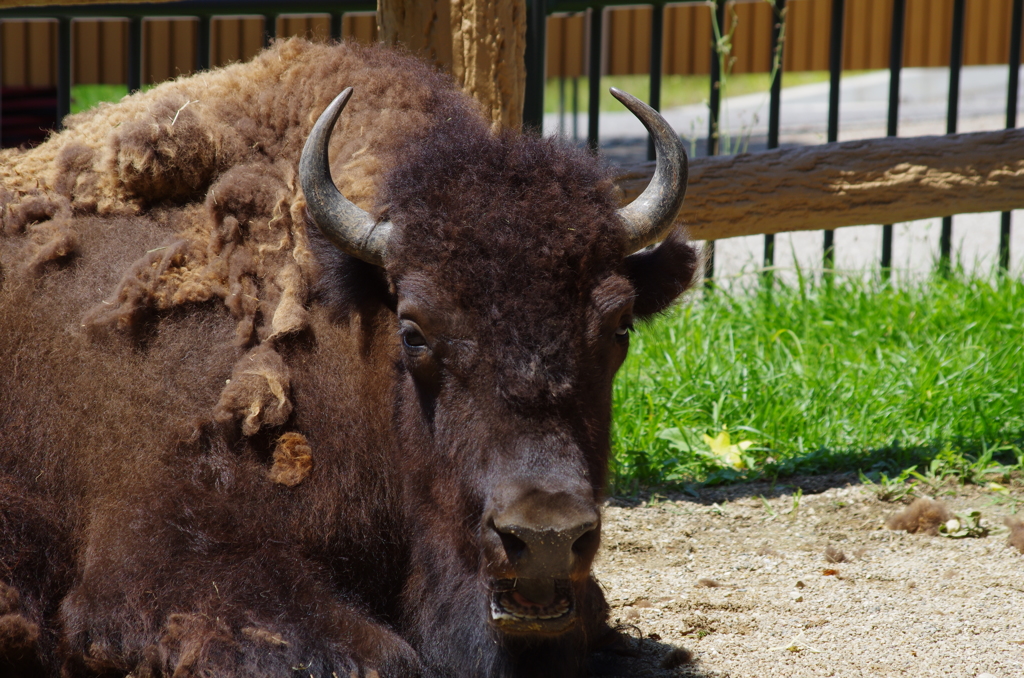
top-left (301, 88), bottom-right (697, 666)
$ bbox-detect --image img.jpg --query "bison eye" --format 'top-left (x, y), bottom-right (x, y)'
top-left (400, 321), bottom-right (428, 352)
top-left (615, 320), bottom-right (633, 345)
top-left (403, 330), bottom-right (427, 350)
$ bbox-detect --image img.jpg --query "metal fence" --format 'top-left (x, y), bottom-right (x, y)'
top-left (526, 0), bottom-right (1023, 277)
top-left (0, 11), bottom-right (379, 88)
top-left (1, 0), bottom-right (1022, 274)
top-left (547, 0), bottom-right (1021, 79)
top-left (0, 0), bottom-right (376, 129)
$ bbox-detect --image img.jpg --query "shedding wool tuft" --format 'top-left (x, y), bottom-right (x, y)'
top-left (267, 432), bottom-right (313, 487)
top-left (0, 613), bottom-right (39, 656)
top-left (0, 582), bottom-right (40, 660)
top-left (215, 343), bottom-right (293, 437)
top-left (157, 613), bottom-right (239, 676)
top-left (0, 582), bottom-right (19, 616)
top-left (241, 626), bottom-right (289, 648)
top-left (0, 38), bottom-right (468, 440)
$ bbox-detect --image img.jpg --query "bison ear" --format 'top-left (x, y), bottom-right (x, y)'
top-left (622, 228), bottom-right (701, 319)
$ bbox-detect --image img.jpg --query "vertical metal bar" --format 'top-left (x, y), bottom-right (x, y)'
top-left (881, 0), bottom-right (905, 275)
top-left (706, 0), bottom-right (727, 282)
top-left (767, 0), bottom-right (786, 150)
top-left (940, 0), bottom-right (966, 273)
top-left (824, 0), bottom-right (844, 271)
top-left (57, 17), bottom-right (71, 128)
top-left (196, 14), bottom-right (210, 72)
top-left (264, 14), bottom-right (277, 48)
top-left (127, 16), bottom-right (142, 93)
top-left (826, 0), bottom-right (843, 143)
top-left (646, 2), bottom-right (664, 161)
top-left (523, 0), bottom-right (547, 131)
top-left (587, 6), bottom-right (602, 153)
top-left (885, 1), bottom-right (905, 142)
top-left (764, 0), bottom-right (786, 274)
top-left (331, 13), bottom-right (342, 42)
top-left (708, 0), bottom-right (726, 158)
top-left (1006, 1), bottom-right (1022, 141)
top-left (572, 76), bottom-right (579, 141)
top-left (1001, 0), bottom-right (1023, 271)
top-left (558, 77), bottom-right (566, 136)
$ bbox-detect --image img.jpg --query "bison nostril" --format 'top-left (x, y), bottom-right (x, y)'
top-left (571, 526), bottom-right (599, 557)
top-left (497, 530), bottom-right (528, 563)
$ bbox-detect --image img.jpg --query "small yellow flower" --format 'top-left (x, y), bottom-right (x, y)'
top-left (702, 429), bottom-right (753, 470)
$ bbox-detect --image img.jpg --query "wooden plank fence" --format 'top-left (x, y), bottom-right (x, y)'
top-left (547, 0), bottom-right (1024, 79)
top-left (4, 1), bottom-right (1022, 87)
top-left (0, 11), bottom-right (378, 87)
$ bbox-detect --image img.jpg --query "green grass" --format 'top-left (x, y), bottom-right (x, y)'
top-left (611, 270), bottom-right (1024, 492)
top-left (544, 71), bottom-right (835, 115)
top-left (71, 84), bottom-right (129, 114)
top-left (76, 71), bottom-right (838, 118)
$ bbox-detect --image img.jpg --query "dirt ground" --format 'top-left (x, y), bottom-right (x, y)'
top-left (595, 474), bottom-right (1024, 678)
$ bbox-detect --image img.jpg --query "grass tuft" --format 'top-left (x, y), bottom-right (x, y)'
top-left (71, 84), bottom-right (129, 115)
top-left (612, 271), bottom-right (1024, 492)
top-left (543, 72), bottom-right (838, 116)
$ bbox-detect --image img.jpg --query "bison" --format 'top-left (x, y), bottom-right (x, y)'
top-left (0, 39), bottom-right (698, 677)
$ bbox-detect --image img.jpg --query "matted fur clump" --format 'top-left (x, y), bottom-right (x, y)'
top-left (1006, 516), bottom-right (1024, 554)
top-left (885, 498), bottom-right (952, 535)
top-left (0, 38), bottom-right (475, 440)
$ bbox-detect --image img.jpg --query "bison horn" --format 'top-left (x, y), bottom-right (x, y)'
top-left (300, 88), bottom-right (392, 267)
top-left (611, 88), bottom-right (689, 253)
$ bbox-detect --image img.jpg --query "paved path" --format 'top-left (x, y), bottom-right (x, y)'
top-left (544, 66), bottom-right (1024, 283)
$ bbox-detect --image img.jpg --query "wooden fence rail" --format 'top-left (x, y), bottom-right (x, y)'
top-left (615, 127), bottom-right (1024, 241)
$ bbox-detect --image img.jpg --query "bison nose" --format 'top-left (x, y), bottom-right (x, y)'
top-left (491, 496), bottom-right (600, 582)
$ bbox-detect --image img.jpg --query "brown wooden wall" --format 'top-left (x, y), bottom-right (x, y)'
top-left (2, 19), bottom-right (57, 87)
top-left (547, 0), bottom-right (1024, 78)
top-left (1, 11), bottom-right (378, 87)
top-left (4, 2), bottom-right (1022, 86)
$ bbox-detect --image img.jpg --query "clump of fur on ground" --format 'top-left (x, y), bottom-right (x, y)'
top-left (886, 498), bottom-right (952, 535)
top-left (1005, 516), bottom-right (1024, 554)
top-left (660, 646), bottom-right (694, 669)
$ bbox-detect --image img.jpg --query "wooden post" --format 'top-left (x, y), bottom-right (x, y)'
top-left (378, 0), bottom-right (527, 130)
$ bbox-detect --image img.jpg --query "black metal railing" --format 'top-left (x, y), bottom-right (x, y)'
top-left (940, 0), bottom-right (966, 275)
top-left (881, 0), bottom-right (905, 275)
top-left (0, 1), bottom-right (375, 123)
top-left (763, 0), bottom-right (787, 278)
top-left (529, 0), bottom-right (1024, 278)
top-left (3, 0), bottom-right (1022, 276)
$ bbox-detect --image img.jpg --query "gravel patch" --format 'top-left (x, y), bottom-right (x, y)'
top-left (595, 478), bottom-right (1024, 677)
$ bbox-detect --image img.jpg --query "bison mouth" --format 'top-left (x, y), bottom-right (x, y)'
top-left (489, 579), bottom-right (576, 635)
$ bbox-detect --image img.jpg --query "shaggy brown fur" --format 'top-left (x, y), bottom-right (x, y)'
top-left (0, 38), bottom-right (699, 678)
top-left (886, 498), bottom-right (952, 535)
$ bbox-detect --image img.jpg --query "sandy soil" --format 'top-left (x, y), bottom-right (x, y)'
top-left (594, 474), bottom-right (1024, 678)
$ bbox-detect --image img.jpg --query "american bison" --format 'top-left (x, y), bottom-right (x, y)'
top-left (0, 39), bottom-right (698, 677)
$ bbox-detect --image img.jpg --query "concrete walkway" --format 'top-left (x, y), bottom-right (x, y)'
top-left (544, 65), bottom-right (1024, 282)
